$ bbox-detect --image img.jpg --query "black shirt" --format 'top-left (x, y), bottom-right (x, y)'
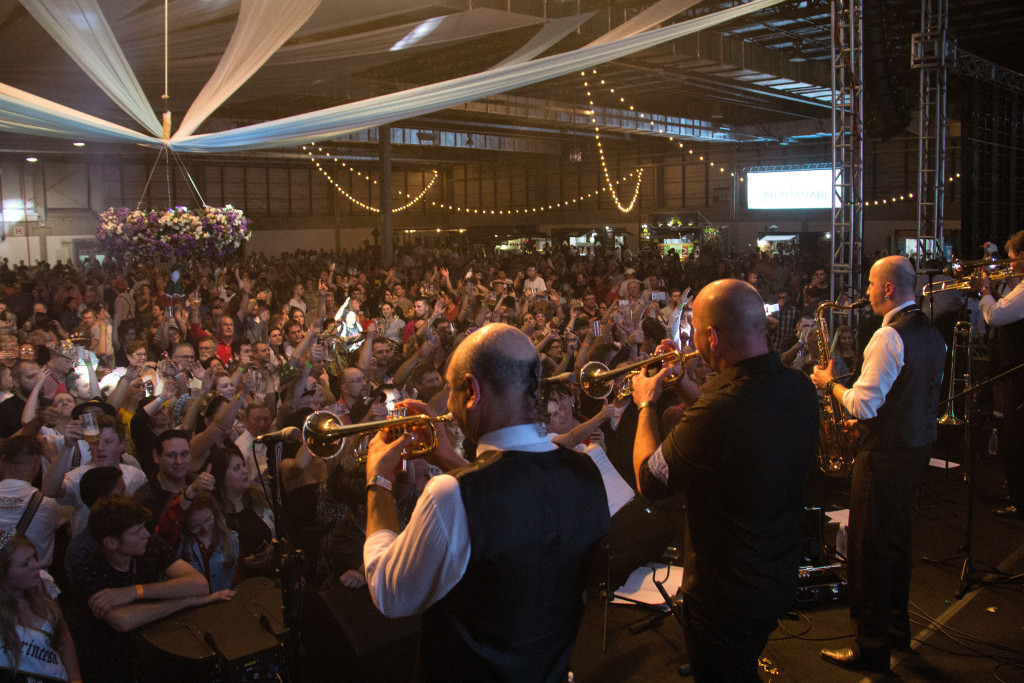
top-left (70, 536), bottom-right (179, 681)
top-left (639, 352), bottom-right (819, 620)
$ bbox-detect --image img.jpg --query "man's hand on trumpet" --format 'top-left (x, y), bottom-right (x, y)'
top-left (366, 430), bottom-right (413, 490)
top-left (630, 363), bottom-right (673, 407)
top-left (394, 399), bottom-right (469, 473)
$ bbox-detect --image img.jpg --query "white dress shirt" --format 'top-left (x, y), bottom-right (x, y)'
top-left (839, 301), bottom-right (915, 419)
top-left (364, 423), bottom-right (553, 618)
top-left (0, 479), bottom-right (60, 568)
top-left (979, 279), bottom-right (1024, 327)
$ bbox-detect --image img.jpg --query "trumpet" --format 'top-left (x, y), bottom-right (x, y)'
top-left (303, 410), bottom-right (454, 461)
top-left (580, 349), bottom-right (701, 400)
top-left (920, 267), bottom-right (1018, 296)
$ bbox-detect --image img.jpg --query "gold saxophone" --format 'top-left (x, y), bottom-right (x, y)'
top-left (814, 297), bottom-right (869, 477)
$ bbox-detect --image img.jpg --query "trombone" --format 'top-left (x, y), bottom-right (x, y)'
top-left (920, 267), bottom-right (1018, 296)
top-left (303, 410), bottom-right (454, 461)
top-left (580, 349), bottom-right (701, 400)
top-left (937, 321), bottom-right (972, 426)
top-left (950, 256), bottom-right (1022, 276)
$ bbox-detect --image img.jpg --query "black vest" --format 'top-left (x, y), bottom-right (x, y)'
top-left (860, 307), bottom-right (946, 450)
top-left (419, 446), bottom-right (610, 682)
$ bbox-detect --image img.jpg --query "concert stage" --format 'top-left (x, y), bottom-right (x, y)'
top-left (570, 447), bottom-right (1024, 682)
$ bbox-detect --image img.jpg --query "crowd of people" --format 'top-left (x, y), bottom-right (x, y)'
top-left (0, 232), bottom-right (1016, 681)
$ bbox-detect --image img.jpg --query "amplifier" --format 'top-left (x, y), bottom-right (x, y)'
top-left (795, 563), bottom-right (847, 609)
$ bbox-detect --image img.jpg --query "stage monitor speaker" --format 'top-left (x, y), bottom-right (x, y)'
top-left (302, 581), bottom-right (421, 682)
top-left (135, 577), bottom-right (288, 682)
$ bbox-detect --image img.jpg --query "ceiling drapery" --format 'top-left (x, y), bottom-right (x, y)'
top-left (1, 0), bottom-right (782, 152)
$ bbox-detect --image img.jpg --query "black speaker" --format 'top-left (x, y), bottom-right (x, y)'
top-left (861, 0), bottom-right (914, 140)
top-left (301, 581), bottom-right (421, 682)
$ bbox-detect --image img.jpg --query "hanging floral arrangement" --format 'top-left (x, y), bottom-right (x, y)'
top-left (96, 205), bottom-right (251, 262)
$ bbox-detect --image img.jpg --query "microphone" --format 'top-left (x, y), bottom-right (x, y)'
top-left (541, 372), bottom-right (576, 386)
top-left (254, 426), bottom-right (301, 444)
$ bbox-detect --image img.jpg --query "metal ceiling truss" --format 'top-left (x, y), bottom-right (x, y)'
top-left (831, 0), bottom-right (865, 307)
top-left (912, 0), bottom-right (949, 269)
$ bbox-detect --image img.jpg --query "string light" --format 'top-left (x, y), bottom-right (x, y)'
top-left (585, 69), bottom-right (966, 209)
top-left (426, 172), bottom-right (643, 215)
top-left (304, 144), bottom-right (438, 213)
top-left (581, 71), bottom-right (643, 212)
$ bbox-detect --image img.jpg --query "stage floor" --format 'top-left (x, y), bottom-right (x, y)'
top-left (570, 448), bottom-right (1024, 682)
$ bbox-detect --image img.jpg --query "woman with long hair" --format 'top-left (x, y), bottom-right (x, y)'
top-left (158, 488), bottom-right (240, 592)
top-left (0, 531), bottom-right (81, 681)
top-left (830, 324), bottom-right (862, 382)
top-left (205, 448), bottom-right (275, 576)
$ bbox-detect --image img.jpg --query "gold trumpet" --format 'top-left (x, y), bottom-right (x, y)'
top-left (580, 350), bottom-right (701, 400)
top-left (303, 410), bottom-right (454, 460)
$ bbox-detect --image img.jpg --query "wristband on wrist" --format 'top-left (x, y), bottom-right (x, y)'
top-left (135, 584), bottom-right (144, 600)
top-left (637, 400), bottom-right (656, 411)
top-left (184, 487), bottom-right (196, 501)
top-left (826, 379), bottom-right (837, 395)
top-left (367, 474), bottom-right (393, 492)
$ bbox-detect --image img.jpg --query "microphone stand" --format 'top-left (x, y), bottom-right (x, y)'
top-left (256, 436), bottom-right (305, 669)
top-left (923, 359), bottom-right (1024, 598)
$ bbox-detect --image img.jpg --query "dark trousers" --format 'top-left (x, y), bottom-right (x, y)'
top-left (681, 597), bottom-right (777, 683)
top-left (1002, 380), bottom-right (1024, 509)
top-left (847, 444), bottom-right (931, 654)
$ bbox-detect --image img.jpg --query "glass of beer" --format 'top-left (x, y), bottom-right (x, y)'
top-left (82, 412), bottom-right (100, 445)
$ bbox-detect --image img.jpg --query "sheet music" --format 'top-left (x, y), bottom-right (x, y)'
top-left (611, 563), bottom-right (684, 606)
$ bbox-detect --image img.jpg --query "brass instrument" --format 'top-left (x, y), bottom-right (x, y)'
top-left (950, 256), bottom-right (1023, 276)
top-left (937, 320), bottom-right (972, 426)
top-left (814, 297), bottom-right (869, 477)
top-left (303, 409), bottom-right (454, 461)
top-left (580, 350), bottom-right (701, 400)
top-left (920, 267), bottom-right (1019, 296)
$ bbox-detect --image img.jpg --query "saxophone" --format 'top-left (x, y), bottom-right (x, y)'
top-left (814, 297), bottom-right (869, 477)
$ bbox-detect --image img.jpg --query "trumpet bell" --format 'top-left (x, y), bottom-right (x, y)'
top-left (303, 410), bottom-right (346, 459)
top-left (580, 361), bottom-right (613, 399)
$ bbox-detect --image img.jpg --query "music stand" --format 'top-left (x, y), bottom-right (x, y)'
top-left (600, 545), bottom-right (692, 677)
top-left (923, 360), bottom-right (1024, 597)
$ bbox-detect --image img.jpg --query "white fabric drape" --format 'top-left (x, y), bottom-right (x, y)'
top-left (0, 0), bottom-right (782, 151)
top-left (0, 82), bottom-right (157, 145)
top-left (19, 0), bottom-right (162, 136)
top-left (492, 12), bottom-right (595, 69)
top-left (586, 0), bottom-right (703, 47)
top-left (265, 9), bottom-right (543, 67)
top-left (175, 0), bottom-right (322, 137)
top-left (168, 0), bottom-right (783, 152)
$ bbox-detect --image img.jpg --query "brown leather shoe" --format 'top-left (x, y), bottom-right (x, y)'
top-left (821, 647), bottom-right (891, 673)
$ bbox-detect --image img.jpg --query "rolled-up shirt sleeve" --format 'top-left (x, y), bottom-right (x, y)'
top-left (980, 281), bottom-right (1024, 327)
top-left (363, 474), bottom-right (470, 618)
top-left (840, 326), bottom-right (904, 419)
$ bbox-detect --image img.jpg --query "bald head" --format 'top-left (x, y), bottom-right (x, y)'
top-left (695, 280), bottom-right (767, 348)
top-left (692, 280), bottom-right (769, 365)
top-left (871, 256), bottom-right (916, 302)
top-left (449, 323), bottom-right (541, 420)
